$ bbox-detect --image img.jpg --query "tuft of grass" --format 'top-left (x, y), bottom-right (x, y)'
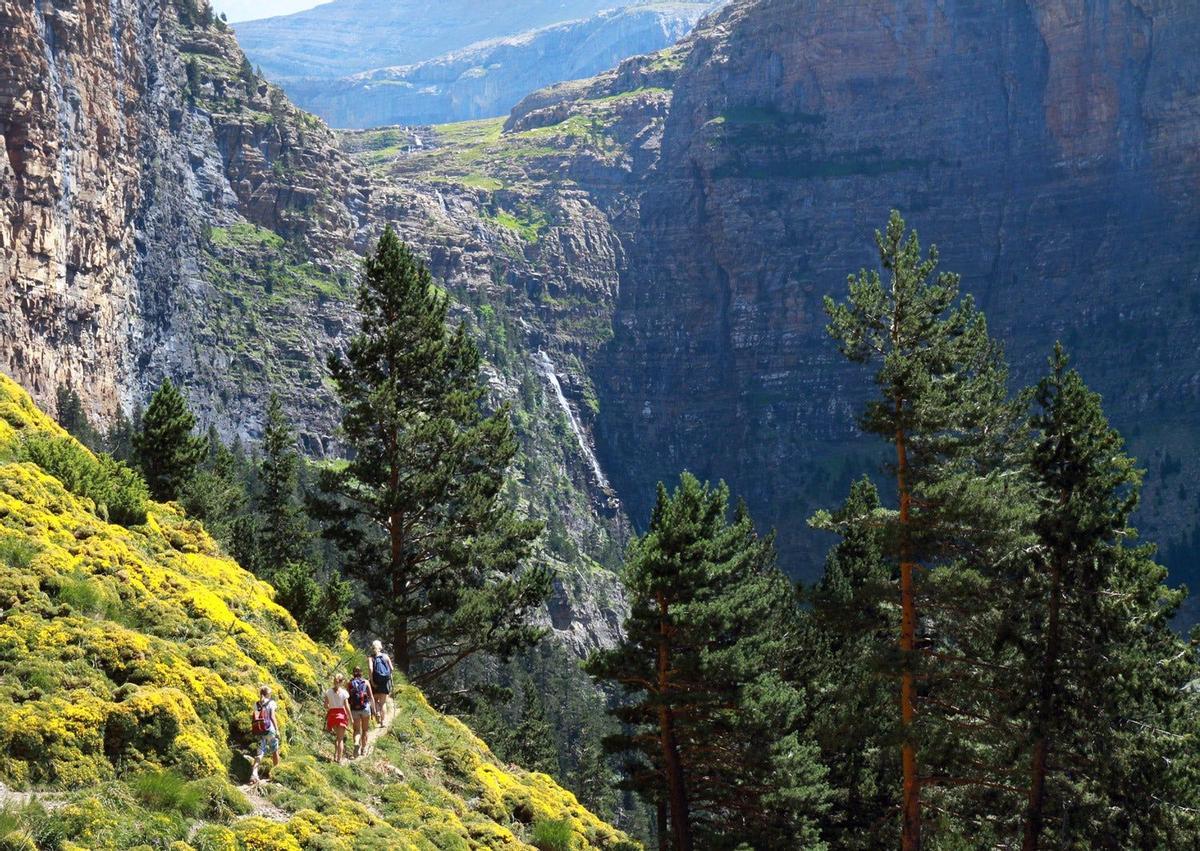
top-left (129, 769), bottom-right (205, 818)
top-left (0, 536), bottom-right (39, 569)
top-left (531, 818), bottom-right (574, 851)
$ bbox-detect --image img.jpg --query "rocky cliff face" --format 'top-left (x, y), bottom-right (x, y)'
top-left (1, 0), bottom-right (628, 651)
top-left (592, 0), bottom-right (1200, 581)
top-left (278, 3), bottom-right (717, 128)
top-left (383, 0), bottom-right (1200, 597)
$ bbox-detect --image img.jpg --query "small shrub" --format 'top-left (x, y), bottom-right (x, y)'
top-left (190, 776), bottom-right (251, 822)
top-left (530, 819), bottom-right (574, 851)
top-left (129, 769), bottom-right (204, 818)
top-left (20, 435), bottom-right (148, 526)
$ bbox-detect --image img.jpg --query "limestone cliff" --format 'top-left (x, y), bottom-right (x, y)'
top-left (1, 0), bottom-right (629, 652)
top-left (372, 0), bottom-right (1200, 601)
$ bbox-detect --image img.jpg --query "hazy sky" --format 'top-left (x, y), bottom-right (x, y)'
top-left (210, 0), bottom-right (325, 23)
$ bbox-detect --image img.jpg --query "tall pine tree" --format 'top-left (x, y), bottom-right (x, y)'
top-left (134, 377), bottom-right (207, 501)
top-left (588, 474), bottom-right (830, 850)
top-left (257, 393), bottom-right (312, 571)
top-left (314, 226), bottom-right (548, 686)
top-left (1012, 345), bottom-right (1200, 848)
top-left (824, 210), bottom-right (1025, 849)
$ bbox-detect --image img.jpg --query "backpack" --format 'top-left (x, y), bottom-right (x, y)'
top-left (251, 700), bottom-right (273, 735)
top-left (348, 677), bottom-right (369, 711)
top-left (372, 654), bottom-right (392, 684)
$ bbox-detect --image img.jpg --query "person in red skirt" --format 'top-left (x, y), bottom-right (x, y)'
top-left (323, 672), bottom-right (350, 763)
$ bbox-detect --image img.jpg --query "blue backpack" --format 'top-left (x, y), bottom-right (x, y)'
top-left (348, 677), bottom-right (369, 711)
top-left (372, 653), bottom-right (392, 688)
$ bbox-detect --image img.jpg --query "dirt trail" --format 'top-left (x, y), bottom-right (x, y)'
top-left (237, 698), bottom-right (396, 822)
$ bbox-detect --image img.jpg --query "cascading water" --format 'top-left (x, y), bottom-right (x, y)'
top-left (534, 350), bottom-right (610, 490)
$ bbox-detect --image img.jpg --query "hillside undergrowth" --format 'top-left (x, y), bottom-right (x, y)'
top-left (0, 374), bottom-right (633, 851)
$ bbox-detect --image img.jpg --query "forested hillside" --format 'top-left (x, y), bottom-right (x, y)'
top-left (0, 373), bottom-right (631, 849)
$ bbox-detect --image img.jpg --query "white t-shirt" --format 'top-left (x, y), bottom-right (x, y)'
top-left (324, 687), bottom-right (349, 709)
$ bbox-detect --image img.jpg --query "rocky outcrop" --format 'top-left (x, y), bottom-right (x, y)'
top-left (278, 3), bottom-right (717, 128)
top-left (375, 0), bottom-right (1200, 599)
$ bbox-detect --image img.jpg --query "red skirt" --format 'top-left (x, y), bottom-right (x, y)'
top-left (325, 706), bottom-right (349, 731)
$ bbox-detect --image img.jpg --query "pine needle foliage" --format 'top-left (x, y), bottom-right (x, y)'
top-left (588, 473), bottom-right (830, 850)
top-left (134, 377), bottom-right (207, 502)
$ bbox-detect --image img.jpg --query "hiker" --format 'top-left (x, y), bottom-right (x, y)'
top-left (249, 685), bottom-right (280, 784)
top-left (323, 672), bottom-right (350, 763)
top-left (368, 639), bottom-right (393, 726)
top-left (347, 665), bottom-right (376, 758)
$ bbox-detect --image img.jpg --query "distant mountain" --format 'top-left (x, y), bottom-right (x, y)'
top-left (281, 3), bottom-right (718, 128)
top-left (232, 0), bottom-right (624, 80)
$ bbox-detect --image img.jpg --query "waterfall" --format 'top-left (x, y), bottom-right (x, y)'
top-left (534, 350), bottom-right (610, 490)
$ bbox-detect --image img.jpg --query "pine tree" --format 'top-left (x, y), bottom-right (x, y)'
top-left (181, 425), bottom-right (251, 547)
top-left (257, 394), bottom-right (311, 571)
top-left (824, 211), bottom-right (1024, 849)
top-left (1013, 345), bottom-right (1200, 848)
top-left (134, 378), bottom-right (206, 501)
top-left (510, 678), bottom-right (560, 777)
top-left (807, 477), bottom-right (899, 849)
top-left (54, 384), bottom-right (100, 450)
top-left (587, 474), bottom-right (830, 851)
top-left (314, 226), bottom-right (548, 686)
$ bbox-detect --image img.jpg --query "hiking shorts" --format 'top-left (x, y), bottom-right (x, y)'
top-left (351, 708), bottom-right (373, 722)
top-left (372, 676), bottom-right (392, 695)
top-left (257, 731), bottom-right (280, 757)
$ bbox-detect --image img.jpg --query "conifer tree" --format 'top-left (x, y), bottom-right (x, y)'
top-left (824, 211), bottom-right (1023, 849)
top-left (257, 394), bottom-right (311, 571)
top-left (807, 477), bottom-right (899, 848)
top-left (510, 678), bottom-right (560, 777)
top-left (55, 384), bottom-right (100, 450)
top-left (181, 425), bottom-right (250, 547)
top-left (314, 226), bottom-right (548, 686)
top-left (134, 377), bottom-right (206, 501)
top-left (1013, 346), bottom-right (1200, 848)
top-left (588, 474), bottom-right (830, 851)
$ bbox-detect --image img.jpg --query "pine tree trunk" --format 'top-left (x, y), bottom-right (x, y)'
top-left (1023, 557), bottom-right (1063, 851)
top-left (390, 508), bottom-right (410, 677)
top-left (656, 591), bottom-right (692, 851)
top-left (895, 413), bottom-right (921, 851)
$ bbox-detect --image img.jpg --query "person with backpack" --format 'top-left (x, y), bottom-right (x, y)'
top-left (249, 685), bottom-right (280, 784)
top-left (347, 666), bottom-right (376, 758)
top-left (323, 672), bottom-right (350, 764)
top-left (368, 639), bottom-right (393, 727)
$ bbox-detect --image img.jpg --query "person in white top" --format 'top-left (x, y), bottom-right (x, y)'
top-left (323, 673), bottom-right (350, 763)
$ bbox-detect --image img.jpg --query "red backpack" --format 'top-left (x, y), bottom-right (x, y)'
top-left (251, 700), bottom-right (273, 735)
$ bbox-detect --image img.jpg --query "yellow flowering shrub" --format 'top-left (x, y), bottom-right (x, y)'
top-left (0, 374), bottom-right (634, 850)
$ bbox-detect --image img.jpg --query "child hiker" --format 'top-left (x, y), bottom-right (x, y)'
top-left (323, 673), bottom-right (350, 763)
top-left (249, 685), bottom-right (280, 784)
top-left (347, 666), bottom-right (376, 758)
